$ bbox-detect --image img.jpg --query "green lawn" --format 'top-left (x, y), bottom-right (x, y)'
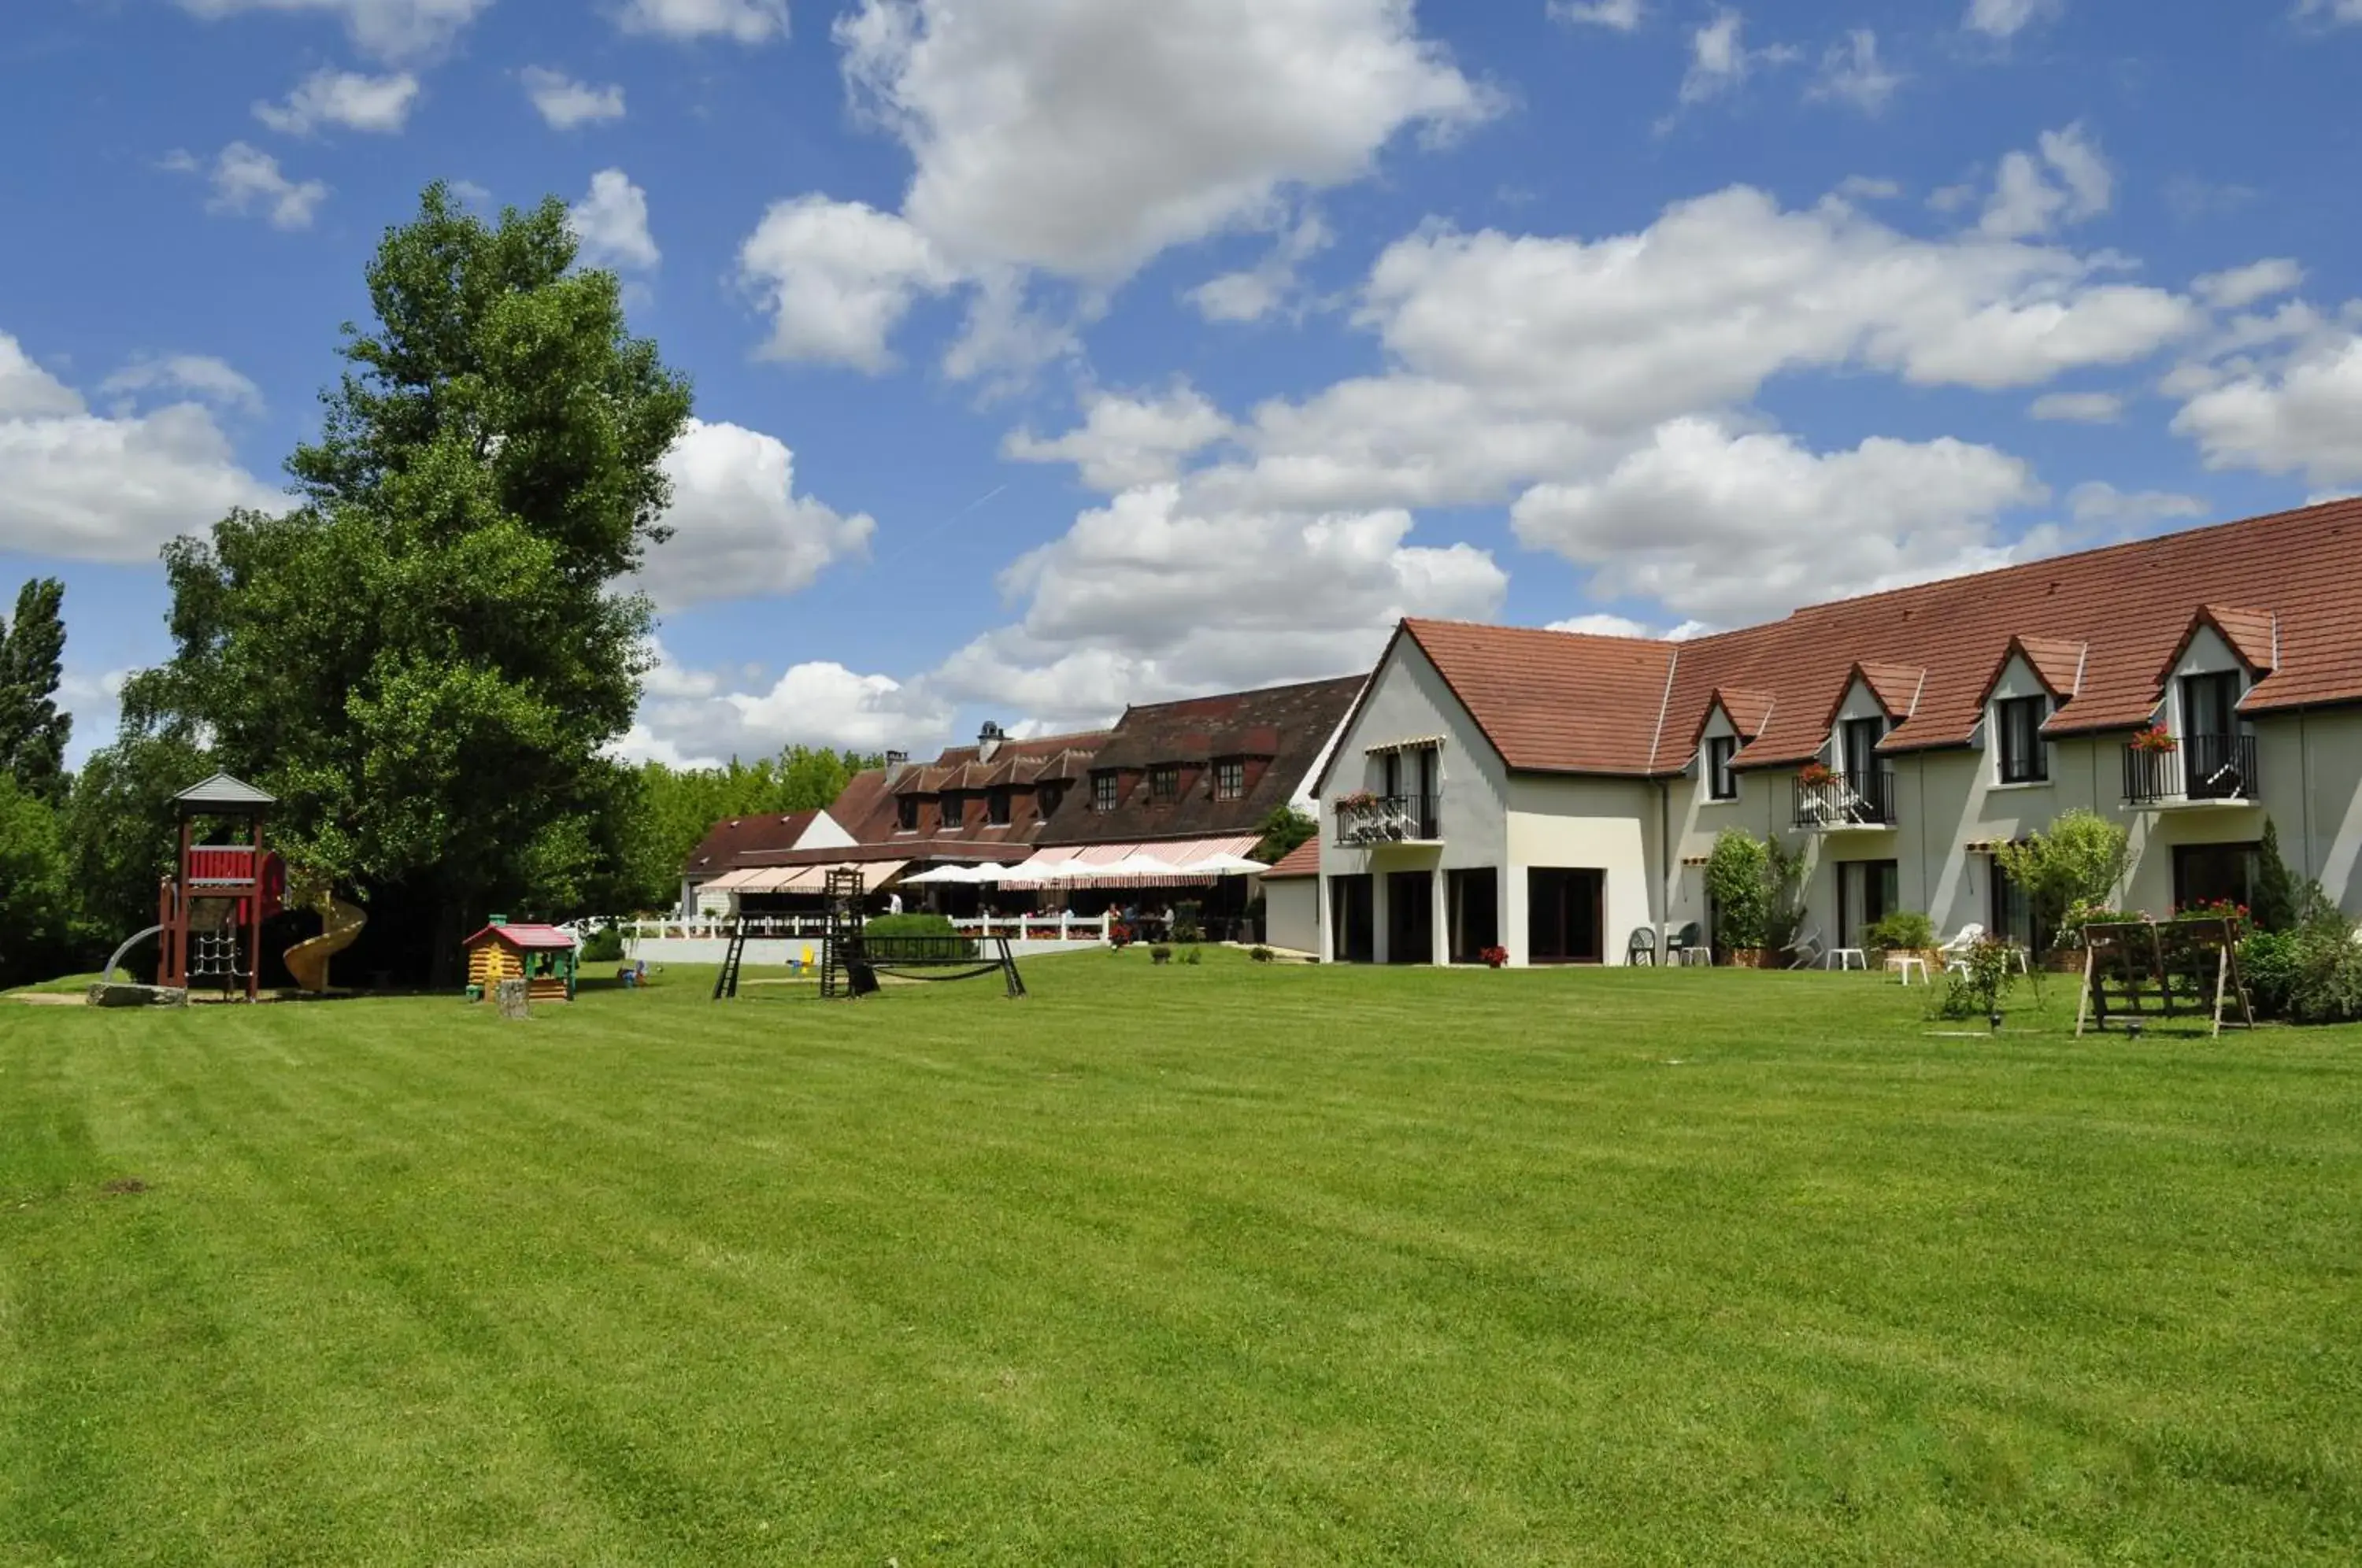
top-left (5, 953), bottom-right (2358, 1564)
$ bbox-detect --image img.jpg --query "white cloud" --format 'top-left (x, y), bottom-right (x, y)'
top-left (2193, 258), bottom-right (2305, 311)
top-left (179, 142), bottom-right (328, 229)
top-left (925, 481), bottom-right (1503, 729)
top-left (2173, 331), bottom-right (2362, 488)
top-left (1550, 0), bottom-right (1643, 28)
top-left (2027, 390), bottom-right (2122, 423)
top-left (635, 418), bottom-right (874, 610)
top-left (737, 196), bottom-right (958, 372)
top-left (1964, 0), bottom-right (2059, 40)
top-left (1808, 29), bottom-right (1901, 113)
top-left (2065, 481), bottom-right (2204, 527)
top-left (568, 169), bottom-right (660, 272)
top-left (1185, 213), bottom-right (1332, 324)
top-left (634, 653), bottom-right (954, 761)
top-left (2295, 2), bottom-right (2362, 24)
top-left (1980, 123), bottom-right (2110, 239)
top-left (522, 66), bottom-right (626, 128)
top-left (616, 0), bottom-right (789, 43)
top-left (253, 68), bottom-right (420, 135)
top-left (98, 356), bottom-right (265, 414)
top-left (609, 722), bottom-right (724, 771)
top-left (1005, 385), bottom-right (1235, 493)
top-left (1837, 176), bottom-right (1902, 201)
top-left (833, 0), bottom-right (1490, 282)
top-left (1509, 419), bottom-right (2047, 624)
top-left (1357, 187), bottom-right (2195, 422)
top-left (0, 332), bottom-right (286, 564)
top-left (173, 0), bottom-right (492, 62)
top-left (1676, 8), bottom-right (1797, 107)
top-left (1547, 612), bottom-right (1654, 637)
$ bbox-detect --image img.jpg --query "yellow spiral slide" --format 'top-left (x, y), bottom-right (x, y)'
top-left (284, 897), bottom-right (367, 993)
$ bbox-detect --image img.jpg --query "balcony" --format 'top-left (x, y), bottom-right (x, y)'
top-left (1335, 793), bottom-right (1442, 846)
top-left (2123, 733), bottom-right (2258, 807)
top-left (1793, 768), bottom-right (1897, 830)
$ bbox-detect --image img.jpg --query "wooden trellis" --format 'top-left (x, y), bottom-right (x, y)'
top-left (2075, 918), bottom-right (2254, 1038)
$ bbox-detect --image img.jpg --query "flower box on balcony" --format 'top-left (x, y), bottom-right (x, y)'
top-left (1336, 790), bottom-right (1380, 812)
top-left (2130, 725), bottom-right (2179, 755)
top-left (1797, 762), bottom-right (1836, 787)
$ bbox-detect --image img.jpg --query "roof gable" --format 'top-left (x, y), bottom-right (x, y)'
top-left (1697, 688), bottom-right (1775, 745)
top-left (1402, 619), bottom-right (1679, 775)
top-left (173, 772), bottom-right (276, 812)
top-left (2157, 605), bottom-right (2276, 686)
top-left (1821, 661), bottom-right (1925, 730)
top-left (1975, 634), bottom-right (2087, 708)
top-left (1261, 838), bottom-right (1320, 878)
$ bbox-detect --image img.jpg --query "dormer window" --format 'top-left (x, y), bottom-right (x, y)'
top-left (987, 787), bottom-right (1011, 827)
top-left (1213, 759), bottom-right (1245, 801)
top-left (1149, 764), bottom-right (1180, 804)
top-left (939, 793), bottom-right (964, 831)
top-left (1038, 782), bottom-right (1065, 819)
top-left (1705, 737), bottom-right (1738, 801)
top-left (896, 796), bottom-right (918, 831)
top-left (1996, 695), bottom-right (2050, 784)
top-left (2182, 670), bottom-right (2242, 741)
top-left (1091, 771), bottom-right (1119, 813)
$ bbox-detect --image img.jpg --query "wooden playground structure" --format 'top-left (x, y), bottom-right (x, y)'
top-left (2074, 917), bottom-right (2254, 1038)
top-left (714, 868), bottom-right (1027, 1001)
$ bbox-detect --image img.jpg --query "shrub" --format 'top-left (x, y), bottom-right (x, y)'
top-left (2279, 890), bottom-right (2362, 1024)
top-left (1181, 945), bottom-right (1203, 966)
top-left (1994, 809), bottom-right (2130, 949)
top-left (1932, 937), bottom-right (2019, 1022)
top-left (1150, 945), bottom-right (1172, 965)
top-left (1172, 900), bottom-right (1204, 943)
top-left (2252, 820), bottom-right (2300, 934)
top-left (579, 923), bottom-right (624, 963)
top-left (1863, 911), bottom-right (1934, 954)
top-left (1705, 830), bottom-right (1772, 948)
top-left (1249, 945), bottom-right (1275, 963)
top-left (864, 912), bottom-right (974, 958)
top-left (2240, 929), bottom-right (2300, 1018)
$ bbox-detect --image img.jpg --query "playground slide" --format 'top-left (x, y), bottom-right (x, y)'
top-left (284, 898), bottom-right (367, 993)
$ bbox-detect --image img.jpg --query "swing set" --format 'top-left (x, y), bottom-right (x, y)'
top-left (713, 868), bottom-right (1026, 1000)
top-left (2074, 917), bottom-right (2254, 1038)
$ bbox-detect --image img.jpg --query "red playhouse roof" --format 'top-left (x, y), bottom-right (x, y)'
top-left (465, 923), bottom-right (578, 952)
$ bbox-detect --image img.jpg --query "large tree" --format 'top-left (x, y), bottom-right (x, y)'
top-left (120, 184), bottom-right (692, 979)
top-left (0, 577), bottom-right (72, 806)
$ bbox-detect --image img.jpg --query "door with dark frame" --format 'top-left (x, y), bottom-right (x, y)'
top-left (1527, 867), bottom-right (1605, 963)
top-left (1447, 867), bottom-right (1500, 963)
top-left (2172, 841), bottom-right (2259, 913)
top-left (1330, 874), bottom-right (1374, 963)
top-left (1836, 859), bottom-right (1899, 949)
top-left (1386, 869), bottom-right (1435, 964)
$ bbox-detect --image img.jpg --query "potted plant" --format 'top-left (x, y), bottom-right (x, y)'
top-left (1704, 828), bottom-right (1772, 965)
top-left (2130, 724), bottom-right (2179, 754)
top-left (1336, 790), bottom-right (1380, 812)
top-left (1797, 760), bottom-right (1837, 787)
top-left (1479, 945), bottom-right (1509, 969)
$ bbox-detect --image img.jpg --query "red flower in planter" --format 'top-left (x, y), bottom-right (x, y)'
top-left (1480, 945), bottom-right (1509, 969)
top-left (1797, 761), bottom-right (1836, 786)
top-left (2130, 724), bottom-right (2179, 754)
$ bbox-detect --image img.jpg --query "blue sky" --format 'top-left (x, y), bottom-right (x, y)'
top-left (5, 0), bottom-right (2360, 769)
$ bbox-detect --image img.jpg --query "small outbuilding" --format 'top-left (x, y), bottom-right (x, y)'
top-left (464, 919), bottom-right (579, 1003)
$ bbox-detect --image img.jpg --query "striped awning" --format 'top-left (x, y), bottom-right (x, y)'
top-left (1000, 836), bottom-right (1262, 889)
top-left (1364, 735), bottom-right (1445, 754)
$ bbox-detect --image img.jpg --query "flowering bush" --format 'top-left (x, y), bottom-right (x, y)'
top-left (1479, 945), bottom-right (1509, 969)
top-left (2172, 898), bottom-right (2248, 926)
top-left (2130, 724), bottom-right (2179, 754)
top-left (1797, 761), bottom-right (1837, 786)
top-left (1336, 790), bottom-right (1380, 812)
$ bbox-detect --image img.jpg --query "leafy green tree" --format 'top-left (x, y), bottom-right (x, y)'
top-left (121, 184), bottom-right (693, 980)
top-left (0, 577), bottom-right (72, 805)
top-left (1705, 829), bottom-right (1772, 949)
top-left (0, 775), bottom-right (74, 986)
top-left (1252, 804), bottom-right (1316, 864)
top-left (1994, 808), bottom-right (2130, 947)
top-left (60, 728), bottom-right (210, 949)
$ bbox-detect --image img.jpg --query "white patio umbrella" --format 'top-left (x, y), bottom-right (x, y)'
top-left (1085, 854), bottom-right (1194, 882)
top-left (1183, 853), bottom-right (1276, 877)
top-left (901, 863), bottom-right (983, 885)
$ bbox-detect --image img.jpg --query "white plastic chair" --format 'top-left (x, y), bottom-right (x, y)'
top-left (1783, 928), bottom-right (1823, 969)
top-left (1938, 923), bottom-right (1985, 974)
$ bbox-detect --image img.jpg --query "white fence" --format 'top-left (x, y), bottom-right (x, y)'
top-left (617, 912), bottom-right (1113, 967)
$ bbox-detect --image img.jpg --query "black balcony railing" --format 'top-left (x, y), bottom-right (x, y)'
top-left (1335, 793), bottom-right (1442, 845)
top-left (2123, 733), bottom-right (2257, 804)
top-left (1792, 768), bottom-right (1897, 830)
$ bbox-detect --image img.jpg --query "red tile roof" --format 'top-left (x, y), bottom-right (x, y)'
top-left (1398, 619), bottom-right (1678, 775)
top-left (1261, 838), bottom-right (1320, 879)
top-left (682, 810), bottom-right (821, 875)
top-left (466, 923), bottom-right (576, 951)
top-left (1702, 687), bottom-right (1776, 742)
top-left (1382, 497), bottom-right (2362, 778)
